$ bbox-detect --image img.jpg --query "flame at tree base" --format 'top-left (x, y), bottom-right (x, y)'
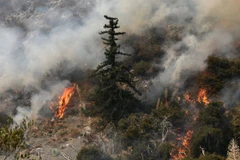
top-left (50, 83), bottom-right (76, 119)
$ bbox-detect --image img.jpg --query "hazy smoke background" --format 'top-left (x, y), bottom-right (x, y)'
top-left (0, 0), bottom-right (239, 122)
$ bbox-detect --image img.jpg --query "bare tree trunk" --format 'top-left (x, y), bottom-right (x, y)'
top-left (199, 146), bottom-right (205, 156)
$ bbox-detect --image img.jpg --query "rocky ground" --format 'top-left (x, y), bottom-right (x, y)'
top-left (0, 101), bottom-right (97, 160)
top-left (27, 113), bottom-right (91, 160)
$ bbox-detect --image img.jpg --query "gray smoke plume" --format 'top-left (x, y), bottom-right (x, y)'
top-left (0, 0), bottom-right (239, 122)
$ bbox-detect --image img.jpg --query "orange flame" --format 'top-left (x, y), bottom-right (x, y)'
top-left (182, 130), bottom-right (193, 148)
top-left (50, 83), bottom-right (76, 119)
top-left (173, 130), bottom-right (194, 160)
top-left (165, 100), bottom-right (169, 106)
top-left (184, 93), bottom-right (195, 103)
top-left (197, 89), bottom-right (210, 105)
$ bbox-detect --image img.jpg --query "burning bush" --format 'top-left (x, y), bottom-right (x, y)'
top-left (50, 83), bottom-right (76, 119)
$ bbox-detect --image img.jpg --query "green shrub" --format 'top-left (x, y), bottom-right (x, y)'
top-left (198, 154), bottom-right (225, 160)
top-left (158, 142), bottom-right (173, 160)
top-left (0, 112), bottom-right (13, 128)
top-left (133, 61), bottom-right (151, 76)
top-left (182, 158), bottom-right (196, 160)
top-left (0, 118), bottom-right (33, 159)
top-left (76, 146), bottom-right (113, 160)
top-left (125, 141), bottom-right (172, 160)
top-left (199, 56), bottom-right (240, 95)
top-left (190, 102), bottom-right (232, 157)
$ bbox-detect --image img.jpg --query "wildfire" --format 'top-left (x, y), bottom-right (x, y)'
top-left (165, 100), bottom-right (169, 107)
top-left (173, 130), bottom-right (194, 160)
top-left (184, 93), bottom-right (195, 103)
top-left (197, 89), bottom-right (210, 105)
top-left (182, 130), bottom-right (193, 148)
top-left (50, 83), bottom-right (76, 119)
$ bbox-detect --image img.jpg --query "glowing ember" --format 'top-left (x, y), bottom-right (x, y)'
top-left (184, 93), bottom-right (195, 103)
top-left (165, 100), bottom-right (169, 106)
top-left (50, 83), bottom-right (76, 119)
top-left (173, 130), bottom-right (194, 160)
top-left (197, 89), bottom-right (210, 105)
top-left (182, 130), bottom-right (193, 148)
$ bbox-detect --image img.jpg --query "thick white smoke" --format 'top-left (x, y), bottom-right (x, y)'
top-left (0, 0), bottom-right (239, 121)
top-left (0, 0), bottom-right (105, 121)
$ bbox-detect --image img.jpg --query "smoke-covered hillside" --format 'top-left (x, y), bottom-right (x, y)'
top-left (0, 0), bottom-right (240, 160)
top-left (0, 0), bottom-right (239, 119)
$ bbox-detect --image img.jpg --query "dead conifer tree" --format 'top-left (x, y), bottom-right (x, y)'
top-left (227, 138), bottom-right (240, 160)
